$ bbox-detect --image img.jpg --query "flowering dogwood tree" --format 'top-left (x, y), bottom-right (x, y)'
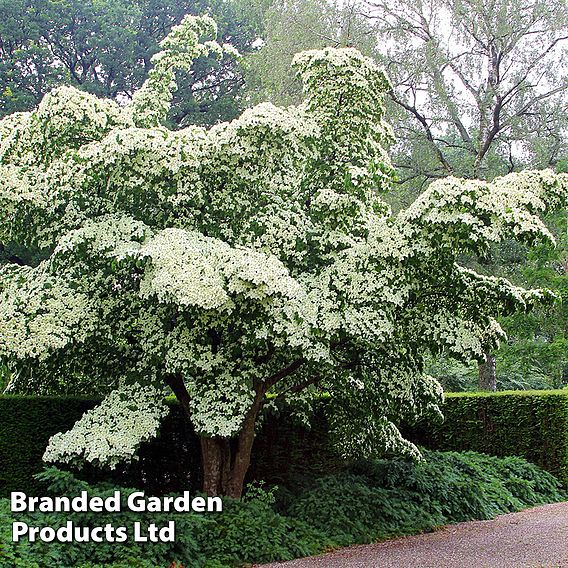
top-left (0, 15), bottom-right (566, 497)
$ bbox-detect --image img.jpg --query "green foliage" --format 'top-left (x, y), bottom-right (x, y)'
top-left (408, 390), bottom-right (568, 484)
top-left (196, 488), bottom-right (327, 564)
top-left (285, 475), bottom-right (442, 545)
top-left (0, 0), bottom-right (263, 125)
top-left (284, 449), bottom-right (565, 548)
top-left (2, 451), bottom-right (565, 567)
top-left (460, 209), bottom-right (568, 391)
top-left (496, 210), bottom-right (568, 389)
top-left (425, 209), bottom-right (567, 393)
top-left (347, 451), bottom-right (564, 521)
top-left (0, 396), bottom-right (99, 496)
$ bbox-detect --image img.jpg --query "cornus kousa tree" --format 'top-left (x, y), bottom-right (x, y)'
top-left (0, 15), bottom-right (567, 498)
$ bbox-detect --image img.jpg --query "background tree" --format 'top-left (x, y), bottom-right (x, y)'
top-left (0, 14), bottom-right (566, 497)
top-left (0, 0), bottom-right (268, 126)
top-left (243, 0), bottom-right (377, 105)
top-left (364, 0), bottom-right (567, 185)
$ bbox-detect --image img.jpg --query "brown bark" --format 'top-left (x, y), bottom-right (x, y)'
top-left (164, 373), bottom-right (192, 419)
top-left (166, 357), bottom-right (306, 498)
top-left (200, 437), bottom-right (231, 496)
top-left (200, 383), bottom-right (267, 498)
top-left (478, 350), bottom-right (497, 392)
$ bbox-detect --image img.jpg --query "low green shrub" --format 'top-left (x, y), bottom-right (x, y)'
top-left (286, 476), bottom-right (443, 546)
top-left (282, 449), bottom-right (564, 546)
top-left (1, 450), bottom-right (564, 568)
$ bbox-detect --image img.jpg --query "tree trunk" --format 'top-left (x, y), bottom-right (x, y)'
top-left (200, 384), bottom-right (266, 498)
top-left (478, 350), bottom-right (497, 391)
top-left (200, 437), bottom-right (231, 496)
top-left (165, 372), bottom-right (269, 498)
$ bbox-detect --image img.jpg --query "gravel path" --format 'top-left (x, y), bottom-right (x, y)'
top-left (256, 501), bottom-right (568, 568)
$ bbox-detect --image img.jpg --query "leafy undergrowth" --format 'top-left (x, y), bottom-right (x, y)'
top-left (1, 450), bottom-right (565, 568)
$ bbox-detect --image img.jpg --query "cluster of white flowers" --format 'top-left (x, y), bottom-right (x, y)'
top-left (0, 12), bottom-right (566, 466)
top-left (0, 266), bottom-right (96, 360)
top-left (43, 383), bottom-right (169, 469)
top-left (400, 170), bottom-right (567, 252)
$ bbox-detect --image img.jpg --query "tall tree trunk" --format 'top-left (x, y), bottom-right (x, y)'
top-left (200, 437), bottom-right (231, 496)
top-left (478, 350), bottom-right (497, 391)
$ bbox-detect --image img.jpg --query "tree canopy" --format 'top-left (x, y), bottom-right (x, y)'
top-left (0, 14), bottom-right (566, 497)
top-left (0, 0), bottom-right (267, 126)
top-left (365, 0), bottom-right (568, 184)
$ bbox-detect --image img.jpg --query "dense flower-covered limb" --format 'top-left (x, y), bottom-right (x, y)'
top-left (130, 14), bottom-right (234, 128)
top-left (43, 383), bottom-right (169, 469)
top-left (0, 13), bottom-right (566, 494)
top-left (399, 170), bottom-right (568, 255)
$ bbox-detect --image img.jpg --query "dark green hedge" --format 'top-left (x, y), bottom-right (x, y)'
top-left (0, 396), bottom-right (339, 497)
top-left (407, 390), bottom-right (568, 484)
top-left (0, 396), bottom-right (99, 496)
top-left (2, 390), bottom-right (568, 497)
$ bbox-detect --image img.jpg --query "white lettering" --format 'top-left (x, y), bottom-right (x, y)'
top-left (105, 491), bottom-right (121, 512)
top-left (127, 492), bottom-right (146, 512)
top-left (90, 497), bottom-right (103, 512)
top-left (192, 496), bottom-right (205, 512)
top-left (10, 492), bottom-right (27, 512)
top-left (159, 521), bottom-right (175, 542)
top-left (115, 526), bottom-right (128, 542)
top-left (133, 521), bottom-right (147, 542)
top-left (207, 496), bottom-right (223, 512)
top-left (39, 527), bottom-right (56, 542)
top-left (12, 522), bottom-right (28, 541)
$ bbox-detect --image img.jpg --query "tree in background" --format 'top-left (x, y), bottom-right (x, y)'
top-left (365, 0), bottom-right (568, 390)
top-left (365, 0), bottom-right (567, 185)
top-left (244, 0), bottom-right (567, 183)
top-left (1, 14), bottom-right (567, 496)
top-left (243, 0), bottom-right (377, 105)
top-left (0, 0), bottom-right (268, 126)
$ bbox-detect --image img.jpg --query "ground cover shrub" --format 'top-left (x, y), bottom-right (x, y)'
top-left (285, 475), bottom-right (444, 546)
top-left (1, 450), bottom-right (564, 568)
top-left (281, 450), bottom-right (565, 546)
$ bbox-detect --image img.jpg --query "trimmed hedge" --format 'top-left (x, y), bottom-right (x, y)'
top-left (407, 390), bottom-right (568, 484)
top-left (0, 397), bottom-right (99, 496)
top-left (2, 389), bottom-right (568, 497)
top-left (0, 396), bottom-right (339, 497)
